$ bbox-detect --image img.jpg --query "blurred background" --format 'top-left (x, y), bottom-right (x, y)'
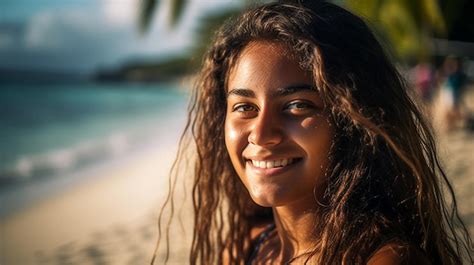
top-left (1, 0), bottom-right (473, 264)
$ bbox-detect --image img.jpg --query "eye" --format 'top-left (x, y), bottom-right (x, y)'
top-left (284, 101), bottom-right (315, 114)
top-left (232, 103), bottom-right (258, 117)
top-left (233, 103), bottom-right (256, 112)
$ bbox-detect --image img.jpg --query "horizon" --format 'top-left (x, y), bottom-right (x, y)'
top-left (0, 0), bottom-right (240, 74)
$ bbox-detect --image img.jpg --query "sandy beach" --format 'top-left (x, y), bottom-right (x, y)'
top-left (435, 87), bottom-right (474, 238)
top-left (1, 90), bottom-right (473, 265)
top-left (1, 143), bottom-right (181, 265)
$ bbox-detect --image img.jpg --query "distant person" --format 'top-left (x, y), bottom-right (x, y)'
top-left (153, 2), bottom-right (473, 264)
top-left (440, 56), bottom-right (468, 130)
top-left (412, 62), bottom-right (434, 103)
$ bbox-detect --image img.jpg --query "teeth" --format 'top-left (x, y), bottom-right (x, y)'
top-left (250, 158), bottom-right (297, 169)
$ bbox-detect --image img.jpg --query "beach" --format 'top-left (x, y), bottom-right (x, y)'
top-left (439, 130), bottom-right (474, 237)
top-left (435, 87), bottom-right (474, 238)
top-left (1, 89), bottom-right (474, 265)
top-left (0, 82), bottom-right (190, 265)
top-left (0, 142), bottom-right (179, 264)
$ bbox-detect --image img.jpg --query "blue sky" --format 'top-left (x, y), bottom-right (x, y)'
top-left (0, 0), bottom-right (240, 73)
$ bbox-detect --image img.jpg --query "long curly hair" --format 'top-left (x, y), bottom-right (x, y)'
top-left (152, 1), bottom-right (473, 264)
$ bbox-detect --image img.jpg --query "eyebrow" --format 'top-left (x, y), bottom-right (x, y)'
top-left (226, 85), bottom-right (315, 98)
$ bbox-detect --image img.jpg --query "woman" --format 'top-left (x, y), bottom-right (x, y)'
top-left (153, 1), bottom-right (473, 264)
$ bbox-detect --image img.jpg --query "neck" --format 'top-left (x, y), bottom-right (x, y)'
top-left (272, 194), bottom-right (323, 262)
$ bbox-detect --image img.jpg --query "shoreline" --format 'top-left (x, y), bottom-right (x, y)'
top-left (1, 139), bottom-right (180, 265)
top-left (0, 137), bottom-right (178, 218)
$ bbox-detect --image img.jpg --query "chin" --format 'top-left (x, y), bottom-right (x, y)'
top-left (251, 197), bottom-right (274, 208)
top-left (248, 187), bottom-right (289, 207)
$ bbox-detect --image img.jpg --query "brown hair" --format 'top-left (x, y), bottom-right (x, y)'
top-left (152, 1), bottom-right (473, 264)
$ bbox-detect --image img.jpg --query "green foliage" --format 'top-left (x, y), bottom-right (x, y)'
top-left (138, 0), bottom-right (472, 65)
top-left (343, 0), bottom-right (446, 60)
top-left (189, 8), bottom-right (243, 70)
top-left (170, 0), bottom-right (187, 27)
top-left (138, 0), bottom-right (158, 34)
top-left (139, 0), bottom-right (188, 32)
top-left (94, 56), bottom-right (192, 82)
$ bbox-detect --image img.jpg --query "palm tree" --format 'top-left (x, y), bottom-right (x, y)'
top-left (138, 0), bottom-right (187, 33)
top-left (138, 0), bottom-right (266, 33)
top-left (138, 0), bottom-right (468, 62)
top-left (137, 0), bottom-right (261, 71)
top-left (343, 0), bottom-right (446, 60)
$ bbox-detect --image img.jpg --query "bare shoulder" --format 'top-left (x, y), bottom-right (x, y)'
top-left (367, 243), bottom-right (431, 265)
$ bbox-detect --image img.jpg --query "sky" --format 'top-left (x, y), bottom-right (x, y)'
top-left (0, 0), bottom-right (240, 74)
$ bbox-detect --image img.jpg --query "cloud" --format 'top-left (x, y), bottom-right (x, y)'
top-left (0, 11), bottom-right (118, 71)
top-left (24, 9), bottom-right (124, 50)
top-left (0, 0), bottom-right (240, 72)
top-left (101, 0), bottom-right (139, 26)
top-left (2, 6), bottom-right (149, 71)
top-left (24, 11), bottom-right (63, 49)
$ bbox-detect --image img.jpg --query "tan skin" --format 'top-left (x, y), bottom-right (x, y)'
top-left (225, 40), bottom-right (333, 263)
top-left (224, 41), bottom-right (427, 264)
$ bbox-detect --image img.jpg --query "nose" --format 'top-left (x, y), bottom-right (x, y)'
top-left (248, 109), bottom-right (284, 147)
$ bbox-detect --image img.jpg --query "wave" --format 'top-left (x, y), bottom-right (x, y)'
top-left (0, 130), bottom-right (155, 187)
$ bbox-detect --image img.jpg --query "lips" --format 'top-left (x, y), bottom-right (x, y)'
top-left (249, 158), bottom-right (296, 169)
top-left (245, 157), bottom-right (302, 176)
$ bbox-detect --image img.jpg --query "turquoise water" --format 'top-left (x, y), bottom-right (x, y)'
top-left (0, 82), bottom-right (187, 190)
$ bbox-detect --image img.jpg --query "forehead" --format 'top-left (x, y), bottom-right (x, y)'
top-left (239, 40), bottom-right (296, 62)
top-left (232, 41), bottom-right (300, 73)
top-left (227, 41), bottom-right (313, 92)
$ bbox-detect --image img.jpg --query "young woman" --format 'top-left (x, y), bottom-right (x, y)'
top-left (153, 1), bottom-right (473, 264)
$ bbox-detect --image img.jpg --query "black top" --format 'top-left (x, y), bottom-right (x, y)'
top-left (245, 223), bottom-right (276, 265)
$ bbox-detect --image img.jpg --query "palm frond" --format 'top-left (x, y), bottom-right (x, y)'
top-left (342, 0), bottom-right (446, 60)
top-left (170, 0), bottom-right (187, 27)
top-left (138, 0), bottom-right (158, 34)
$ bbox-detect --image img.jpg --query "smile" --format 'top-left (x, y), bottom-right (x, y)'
top-left (248, 158), bottom-right (301, 169)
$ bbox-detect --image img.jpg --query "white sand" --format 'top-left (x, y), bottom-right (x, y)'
top-left (1, 145), bottom-right (179, 265)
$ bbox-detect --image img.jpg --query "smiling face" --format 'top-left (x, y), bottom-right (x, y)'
top-left (224, 41), bottom-right (335, 208)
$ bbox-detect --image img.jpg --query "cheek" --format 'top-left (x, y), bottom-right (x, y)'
top-left (301, 115), bottom-right (323, 129)
top-left (287, 116), bottom-right (325, 141)
top-left (224, 119), bottom-right (247, 164)
top-left (295, 116), bottom-right (335, 166)
top-left (226, 125), bottom-right (239, 142)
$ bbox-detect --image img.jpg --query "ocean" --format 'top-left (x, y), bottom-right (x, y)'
top-left (0, 81), bottom-right (188, 216)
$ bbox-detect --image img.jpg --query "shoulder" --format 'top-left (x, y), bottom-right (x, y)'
top-left (367, 243), bottom-right (431, 265)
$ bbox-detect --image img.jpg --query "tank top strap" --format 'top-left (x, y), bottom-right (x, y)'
top-left (245, 223), bottom-right (276, 265)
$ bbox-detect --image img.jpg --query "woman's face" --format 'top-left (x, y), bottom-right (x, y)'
top-left (225, 41), bottom-right (335, 207)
